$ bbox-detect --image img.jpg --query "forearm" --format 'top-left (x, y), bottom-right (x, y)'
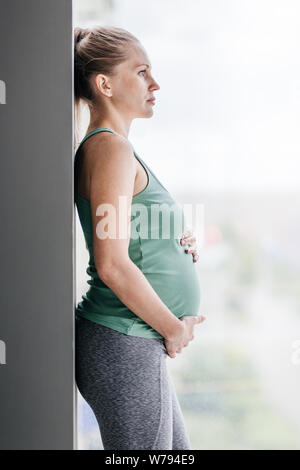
top-left (99, 259), bottom-right (184, 339)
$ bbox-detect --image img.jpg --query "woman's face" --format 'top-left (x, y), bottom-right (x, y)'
top-left (108, 43), bottom-right (160, 118)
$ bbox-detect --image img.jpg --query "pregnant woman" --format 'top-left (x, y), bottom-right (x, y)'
top-left (74, 25), bottom-right (206, 450)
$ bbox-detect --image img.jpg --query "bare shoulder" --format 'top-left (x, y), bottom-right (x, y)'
top-left (84, 131), bottom-right (137, 171)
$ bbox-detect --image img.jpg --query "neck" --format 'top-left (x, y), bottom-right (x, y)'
top-left (87, 114), bottom-right (132, 139)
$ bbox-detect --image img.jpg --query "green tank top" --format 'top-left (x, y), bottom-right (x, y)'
top-left (74, 127), bottom-right (201, 338)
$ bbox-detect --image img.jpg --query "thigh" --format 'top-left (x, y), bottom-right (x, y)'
top-left (75, 316), bottom-right (173, 450)
top-left (168, 371), bottom-right (192, 450)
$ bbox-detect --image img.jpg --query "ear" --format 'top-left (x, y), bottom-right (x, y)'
top-left (95, 73), bottom-right (112, 97)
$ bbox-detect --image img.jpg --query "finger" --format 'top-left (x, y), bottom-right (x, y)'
top-left (185, 245), bottom-right (197, 255)
top-left (191, 315), bottom-right (200, 324)
top-left (185, 246), bottom-right (198, 261)
top-left (195, 314), bottom-right (206, 323)
top-left (184, 241), bottom-right (198, 251)
top-left (180, 235), bottom-right (196, 246)
top-left (182, 236), bottom-right (197, 246)
top-left (185, 314), bottom-right (204, 324)
top-left (168, 350), bottom-right (176, 358)
top-left (180, 229), bottom-right (194, 243)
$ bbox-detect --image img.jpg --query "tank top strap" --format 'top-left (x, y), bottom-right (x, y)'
top-left (75, 127), bottom-right (116, 156)
top-left (133, 152), bottom-right (168, 193)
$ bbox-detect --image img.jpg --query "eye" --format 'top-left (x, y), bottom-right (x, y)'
top-left (138, 69), bottom-right (147, 76)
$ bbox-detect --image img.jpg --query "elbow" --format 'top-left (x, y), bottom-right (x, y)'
top-left (97, 264), bottom-right (116, 283)
top-left (96, 257), bottom-right (130, 284)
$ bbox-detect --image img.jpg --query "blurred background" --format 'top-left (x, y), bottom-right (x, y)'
top-left (74, 0), bottom-right (300, 450)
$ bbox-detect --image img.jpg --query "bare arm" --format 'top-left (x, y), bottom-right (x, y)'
top-left (87, 133), bottom-right (183, 339)
top-left (101, 258), bottom-right (183, 339)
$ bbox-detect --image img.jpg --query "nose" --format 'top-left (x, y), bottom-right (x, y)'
top-left (150, 78), bottom-right (160, 91)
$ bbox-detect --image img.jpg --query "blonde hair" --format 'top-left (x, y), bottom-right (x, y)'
top-left (74, 25), bottom-right (139, 148)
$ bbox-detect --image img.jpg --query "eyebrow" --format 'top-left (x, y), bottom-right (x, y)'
top-left (136, 63), bottom-right (152, 69)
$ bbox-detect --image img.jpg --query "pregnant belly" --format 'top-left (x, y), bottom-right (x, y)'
top-left (136, 237), bottom-right (201, 318)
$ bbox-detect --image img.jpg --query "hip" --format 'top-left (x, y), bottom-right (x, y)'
top-left (75, 315), bottom-right (167, 363)
top-left (75, 316), bottom-right (168, 399)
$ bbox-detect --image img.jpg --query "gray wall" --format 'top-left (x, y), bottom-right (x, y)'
top-left (0, 0), bottom-right (76, 449)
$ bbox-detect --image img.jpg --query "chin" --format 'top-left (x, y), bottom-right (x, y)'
top-left (145, 107), bottom-right (154, 116)
top-left (135, 109), bottom-right (154, 119)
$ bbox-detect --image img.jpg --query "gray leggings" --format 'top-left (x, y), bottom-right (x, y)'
top-left (75, 315), bottom-right (192, 450)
